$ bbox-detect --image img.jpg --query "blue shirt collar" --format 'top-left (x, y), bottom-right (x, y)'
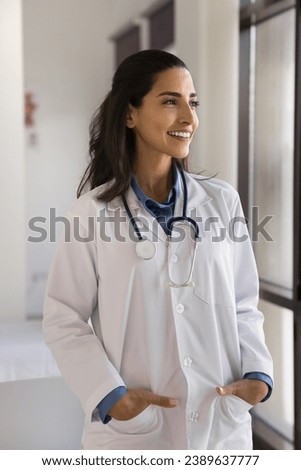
top-left (131, 163), bottom-right (180, 208)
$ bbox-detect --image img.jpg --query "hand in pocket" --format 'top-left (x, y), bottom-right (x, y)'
top-left (108, 388), bottom-right (178, 421)
top-left (216, 379), bottom-right (269, 406)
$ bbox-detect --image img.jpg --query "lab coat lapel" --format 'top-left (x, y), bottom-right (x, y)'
top-left (185, 172), bottom-right (213, 214)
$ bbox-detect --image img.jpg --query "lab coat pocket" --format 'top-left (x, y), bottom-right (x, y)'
top-left (109, 405), bottom-right (161, 435)
top-left (208, 395), bottom-right (253, 450)
top-left (225, 394), bottom-right (253, 415)
top-left (192, 239), bottom-right (234, 306)
top-left (82, 406), bottom-right (166, 450)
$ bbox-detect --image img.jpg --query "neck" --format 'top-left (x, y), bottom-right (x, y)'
top-left (134, 156), bottom-right (174, 203)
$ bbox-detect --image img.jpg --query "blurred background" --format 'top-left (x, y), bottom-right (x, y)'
top-left (0, 0), bottom-right (300, 450)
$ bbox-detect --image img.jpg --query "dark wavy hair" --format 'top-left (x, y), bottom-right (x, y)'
top-left (77, 49), bottom-right (190, 201)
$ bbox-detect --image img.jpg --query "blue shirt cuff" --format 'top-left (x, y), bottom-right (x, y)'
top-left (97, 386), bottom-right (128, 424)
top-left (243, 372), bottom-right (273, 402)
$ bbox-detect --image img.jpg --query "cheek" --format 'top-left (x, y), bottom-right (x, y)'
top-left (194, 113), bottom-right (199, 129)
top-left (150, 118), bottom-right (169, 137)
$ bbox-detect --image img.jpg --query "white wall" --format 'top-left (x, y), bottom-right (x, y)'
top-left (0, 0), bottom-right (26, 320)
top-left (24, 0), bottom-right (108, 316)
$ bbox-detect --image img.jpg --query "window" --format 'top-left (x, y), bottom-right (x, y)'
top-left (148, 1), bottom-right (174, 50)
top-left (238, 0), bottom-right (300, 449)
top-left (114, 26), bottom-right (140, 68)
top-left (252, 9), bottom-right (295, 295)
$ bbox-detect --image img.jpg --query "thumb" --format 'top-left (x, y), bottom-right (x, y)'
top-left (144, 391), bottom-right (178, 408)
top-left (216, 384), bottom-right (234, 396)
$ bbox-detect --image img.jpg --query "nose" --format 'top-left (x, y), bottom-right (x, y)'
top-left (179, 103), bottom-right (199, 128)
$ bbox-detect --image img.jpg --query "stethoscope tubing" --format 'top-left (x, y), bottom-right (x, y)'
top-left (122, 194), bottom-right (144, 241)
top-left (121, 168), bottom-right (199, 287)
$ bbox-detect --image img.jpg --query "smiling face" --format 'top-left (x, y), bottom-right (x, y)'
top-left (126, 67), bottom-right (199, 164)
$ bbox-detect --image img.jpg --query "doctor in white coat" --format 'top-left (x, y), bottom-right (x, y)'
top-left (43, 50), bottom-right (273, 450)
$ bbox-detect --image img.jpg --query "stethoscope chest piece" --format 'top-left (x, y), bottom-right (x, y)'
top-left (136, 238), bottom-right (156, 260)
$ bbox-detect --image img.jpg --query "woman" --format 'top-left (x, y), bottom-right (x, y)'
top-left (43, 49), bottom-right (273, 450)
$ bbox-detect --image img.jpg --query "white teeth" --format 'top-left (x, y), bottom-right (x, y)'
top-left (168, 131), bottom-right (191, 138)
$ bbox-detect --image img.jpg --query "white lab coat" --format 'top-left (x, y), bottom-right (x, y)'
top-left (43, 172), bottom-right (273, 450)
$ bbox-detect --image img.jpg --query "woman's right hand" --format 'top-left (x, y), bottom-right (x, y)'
top-left (108, 389), bottom-right (178, 421)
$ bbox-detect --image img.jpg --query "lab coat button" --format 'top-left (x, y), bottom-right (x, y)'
top-left (176, 303), bottom-right (184, 314)
top-left (190, 411), bottom-right (200, 423)
top-left (184, 356), bottom-right (192, 367)
top-left (171, 254), bottom-right (178, 263)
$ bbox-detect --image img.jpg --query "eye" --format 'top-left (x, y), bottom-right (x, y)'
top-left (190, 100), bottom-right (200, 109)
top-left (163, 99), bottom-right (177, 105)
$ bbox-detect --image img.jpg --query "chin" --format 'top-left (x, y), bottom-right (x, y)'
top-left (172, 151), bottom-right (189, 160)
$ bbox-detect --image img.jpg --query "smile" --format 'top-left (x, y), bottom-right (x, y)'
top-left (167, 131), bottom-right (191, 139)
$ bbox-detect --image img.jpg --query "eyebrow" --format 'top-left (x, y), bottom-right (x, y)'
top-left (156, 91), bottom-right (198, 98)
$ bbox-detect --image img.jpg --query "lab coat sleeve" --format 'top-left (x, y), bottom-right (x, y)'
top-left (231, 195), bottom-right (273, 380)
top-left (43, 211), bottom-right (125, 421)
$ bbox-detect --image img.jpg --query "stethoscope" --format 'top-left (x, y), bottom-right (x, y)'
top-left (122, 169), bottom-right (199, 288)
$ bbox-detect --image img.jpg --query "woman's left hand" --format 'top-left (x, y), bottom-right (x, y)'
top-left (216, 379), bottom-right (269, 406)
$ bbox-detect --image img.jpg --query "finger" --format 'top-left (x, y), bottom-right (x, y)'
top-left (144, 391), bottom-right (178, 408)
top-left (216, 384), bottom-right (236, 396)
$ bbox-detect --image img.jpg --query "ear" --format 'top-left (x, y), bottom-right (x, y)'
top-left (126, 104), bottom-right (136, 129)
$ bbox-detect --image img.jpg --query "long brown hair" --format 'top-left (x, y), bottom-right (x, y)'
top-left (77, 49), bottom-right (189, 201)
